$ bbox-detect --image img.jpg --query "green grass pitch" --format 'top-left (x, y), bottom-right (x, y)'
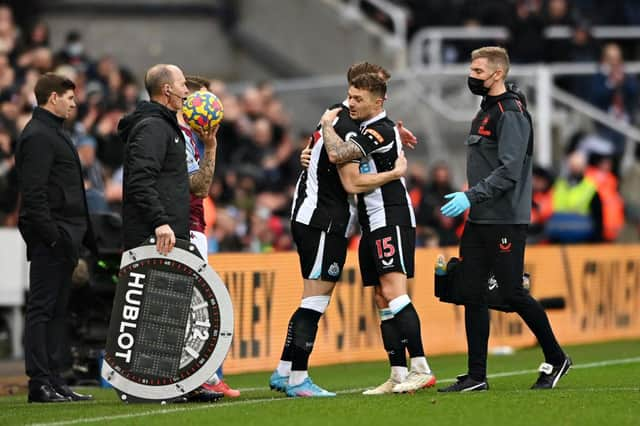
top-left (2, 339), bottom-right (638, 426)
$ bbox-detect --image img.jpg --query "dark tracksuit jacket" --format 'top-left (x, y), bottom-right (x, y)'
top-left (119, 101), bottom-right (190, 249)
top-left (464, 90), bottom-right (533, 224)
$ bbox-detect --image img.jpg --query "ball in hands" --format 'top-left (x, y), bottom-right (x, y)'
top-left (182, 90), bottom-right (224, 133)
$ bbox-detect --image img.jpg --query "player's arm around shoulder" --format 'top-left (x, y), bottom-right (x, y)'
top-left (337, 150), bottom-right (407, 194)
top-left (320, 108), bottom-right (364, 164)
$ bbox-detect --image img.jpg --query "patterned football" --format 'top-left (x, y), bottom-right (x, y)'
top-left (182, 90), bottom-right (224, 133)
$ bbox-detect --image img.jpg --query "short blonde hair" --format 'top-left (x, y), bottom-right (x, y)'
top-left (471, 46), bottom-right (510, 78)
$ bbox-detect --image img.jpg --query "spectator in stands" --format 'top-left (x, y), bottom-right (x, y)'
top-left (0, 125), bottom-right (17, 225)
top-left (404, 0), bottom-right (462, 37)
top-left (588, 42), bottom-right (638, 172)
top-left (242, 86), bottom-right (264, 121)
top-left (544, 0), bottom-right (577, 26)
top-left (55, 30), bottom-right (90, 73)
top-left (620, 144), bottom-right (640, 241)
top-left (547, 151), bottom-right (603, 243)
top-left (416, 161), bottom-right (463, 246)
top-left (75, 134), bottom-right (109, 213)
top-left (0, 52), bottom-right (14, 92)
top-left (93, 105), bottom-right (126, 173)
top-left (24, 21), bottom-right (49, 50)
top-left (406, 162), bottom-right (428, 210)
top-left (247, 205), bottom-right (277, 253)
top-left (0, 5), bottom-right (18, 58)
top-left (589, 0), bottom-right (633, 25)
top-left (104, 165), bottom-right (123, 213)
top-left (623, 0), bottom-right (640, 25)
top-left (508, 0), bottom-right (546, 63)
top-left (208, 206), bottom-right (244, 253)
top-left (544, 0), bottom-right (578, 64)
top-left (461, 0), bottom-right (513, 26)
top-left (528, 165), bottom-right (555, 244)
top-left (585, 153), bottom-right (625, 241)
top-left (551, 21), bottom-right (599, 95)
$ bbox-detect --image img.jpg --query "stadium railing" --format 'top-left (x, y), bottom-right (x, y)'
top-left (262, 62), bottom-right (640, 171)
top-left (343, 0), bottom-right (409, 45)
top-left (403, 63), bottom-right (640, 168)
top-left (409, 25), bottom-right (640, 68)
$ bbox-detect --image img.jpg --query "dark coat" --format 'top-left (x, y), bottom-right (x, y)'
top-left (15, 106), bottom-right (95, 260)
top-left (119, 101), bottom-right (190, 249)
top-left (464, 90), bottom-right (533, 225)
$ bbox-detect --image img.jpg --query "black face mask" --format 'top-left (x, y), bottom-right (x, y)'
top-left (467, 73), bottom-right (494, 96)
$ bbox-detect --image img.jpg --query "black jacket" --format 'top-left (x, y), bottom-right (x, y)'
top-left (464, 88), bottom-right (533, 224)
top-left (119, 101), bottom-right (189, 249)
top-left (15, 106), bottom-right (95, 260)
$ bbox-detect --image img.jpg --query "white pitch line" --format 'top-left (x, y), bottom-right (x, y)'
top-left (234, 356), bottom-right (640, 392)
top-left (29, 397), bottom-right (291, 426)
top-left (30, 356), bottom-right (640, 426)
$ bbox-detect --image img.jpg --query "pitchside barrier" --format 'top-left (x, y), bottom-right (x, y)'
top-left (211, 245), bottom-right (640, 374)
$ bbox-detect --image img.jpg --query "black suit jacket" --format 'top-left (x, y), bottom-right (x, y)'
top-left (15, 107), bottom-right (95, 260)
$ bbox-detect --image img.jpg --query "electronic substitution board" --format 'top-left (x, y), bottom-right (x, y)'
top-left (101, 238), bottom-right (233, 403)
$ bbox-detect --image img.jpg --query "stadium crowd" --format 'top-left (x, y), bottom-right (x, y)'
top-left (367, 0), bottom-right (640, 48)
top-left (0, 2), bottom-right (639, 255)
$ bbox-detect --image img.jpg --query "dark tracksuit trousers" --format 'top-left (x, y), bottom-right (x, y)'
top-left (460, 222), bottom-right (565, 381)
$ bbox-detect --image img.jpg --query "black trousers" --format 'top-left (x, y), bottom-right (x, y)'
top-left (24, 242), bottom-right (75, 390)
top-left (460, 222), bottom-right (564, 381)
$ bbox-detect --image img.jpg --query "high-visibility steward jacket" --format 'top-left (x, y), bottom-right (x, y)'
top-left (547, 177), bottom-right (598, 242)
top-left (585, 167), bottom-right (624, 241)
top-left (531, 190), bottom-right (553, 225)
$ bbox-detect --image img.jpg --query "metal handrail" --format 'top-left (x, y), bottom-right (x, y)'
top-left (268, 61), bottom-right (640, 167)
top-left (552, 88), bottom-right (640, 142)
top-left (410, 25), bottom-right (640, 67)
top-left (345, 0), bottom-right (409, 43)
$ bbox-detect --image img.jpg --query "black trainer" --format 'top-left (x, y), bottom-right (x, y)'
top-left (531, 356), bottom-right (572, 389)
top-left (182, 386), bottom-right (224, 403)
top-left (438, 374), bottom-right (489, 392)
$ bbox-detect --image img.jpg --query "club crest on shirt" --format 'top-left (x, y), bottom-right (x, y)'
top-left (328, 262), bottom-right (340, 277)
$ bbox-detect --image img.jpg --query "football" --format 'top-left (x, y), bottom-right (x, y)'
top-left (182, 90), bottom-right (224, 133)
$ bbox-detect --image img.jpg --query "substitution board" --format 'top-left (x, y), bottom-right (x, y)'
top-left (101, 238), bottom-right (233, 403)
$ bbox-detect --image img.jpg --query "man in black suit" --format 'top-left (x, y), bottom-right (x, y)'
top-left (16, 73), bottom-right (95, 403)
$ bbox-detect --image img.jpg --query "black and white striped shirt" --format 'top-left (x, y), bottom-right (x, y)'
top-left (291, 104), bottom-right (359, 237)
top-left (349, 111), bottom-right (416, 232)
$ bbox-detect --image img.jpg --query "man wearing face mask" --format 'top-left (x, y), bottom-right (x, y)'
top-left (119, 64), bottom-right (190, 254)
top-left (438, 47), bottom-right (571, 392)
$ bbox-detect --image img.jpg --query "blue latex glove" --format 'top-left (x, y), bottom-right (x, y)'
top-left (440, 192), bottom-right (470, 217)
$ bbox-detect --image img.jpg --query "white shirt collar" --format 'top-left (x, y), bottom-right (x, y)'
top-left (359, 110), bottom-right (387, 130)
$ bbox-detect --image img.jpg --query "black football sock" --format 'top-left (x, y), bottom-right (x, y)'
top-left (291, 308), bottom-right (323, 372)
